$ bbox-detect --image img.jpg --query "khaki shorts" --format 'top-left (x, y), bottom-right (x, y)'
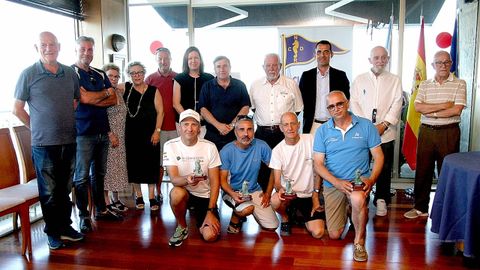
top-left (223, 190), bottom-right (279, 229)
top-left (323, 186), bottom-right (349, 232)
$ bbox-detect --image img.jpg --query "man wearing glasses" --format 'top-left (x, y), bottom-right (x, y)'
top-left (219, 115), bottom-right (278, 234)
top-left (72, 36), bottom-right (120, 233)
top-left (313, 91), bottom-right (384, 262)
top-left (404, 51), bottom-right (466, 219)
top-left (350, 46), bottom-right (403, 217)
top-left (299, 40), bottom-right (350, 134)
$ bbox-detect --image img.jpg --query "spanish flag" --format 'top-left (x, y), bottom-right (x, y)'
top-left (402, 17), bottom-right (426, 170)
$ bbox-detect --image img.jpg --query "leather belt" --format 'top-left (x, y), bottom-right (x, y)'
top-left (257, 125), bottom-right (280, 132)
top-left (421, 123), bottom-right (459, 130)
top-left (314, 119), bottom-right (328, 124)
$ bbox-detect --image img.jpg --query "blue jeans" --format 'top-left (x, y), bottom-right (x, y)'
top-left (73, 134), bottom-right (109, 217)
top-left (32, 144), bottom-right (76, 236)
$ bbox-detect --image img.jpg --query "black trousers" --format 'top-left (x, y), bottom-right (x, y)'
top-left (414, 124), bottom-right (460, 213)
top-left (255, 126), bottom-right (284, 192)
top-left (374, 140), bottom-right (394, 204)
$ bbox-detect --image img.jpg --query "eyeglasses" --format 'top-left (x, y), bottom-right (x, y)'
top-left (372, 108), bottom-right (377, 123)
top-left (326, 101), bottom-right (346, 111)
top-left (89, 76), bottom-right (97, 85)
top-left (129, 71), bottom-right (145, 76)
top-left (434, 60), bottom-right (452, 66)
top-left (108, 75), bottom-right (120, 79)
top-left (236, 115), bottom-right (253, 120)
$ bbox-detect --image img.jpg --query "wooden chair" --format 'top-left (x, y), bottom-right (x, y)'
top-left (0, 128), bottom-right (33, 255)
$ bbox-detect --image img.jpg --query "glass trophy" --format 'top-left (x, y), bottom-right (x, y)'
top-left (351, 169), bottom-right (365, 191)
top-left (192, 160), bottom-right (207, 182)
top-left (239, 180), bottom-right (252, 202)
top-left (282, 178), bottom-right (297, 200)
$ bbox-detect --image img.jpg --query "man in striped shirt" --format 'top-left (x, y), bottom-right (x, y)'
top-left (404, 51), bottom-right (466, 219)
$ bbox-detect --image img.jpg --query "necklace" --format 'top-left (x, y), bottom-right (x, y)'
top-left (126, 83), bottom-right (147, 118)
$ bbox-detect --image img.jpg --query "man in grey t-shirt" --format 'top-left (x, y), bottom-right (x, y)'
top-left (13, 31), bottom-right (84, 250)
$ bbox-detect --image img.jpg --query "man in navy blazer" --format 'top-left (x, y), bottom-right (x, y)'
top-left (299, 40), bottom-right (350, 133)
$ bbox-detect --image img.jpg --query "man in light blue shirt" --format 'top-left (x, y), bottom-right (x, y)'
top-left (313, 91), bottom-right (384, 262)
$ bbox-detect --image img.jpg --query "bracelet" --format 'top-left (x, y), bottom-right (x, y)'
top-left (156, 128), bottom-right (161, 133)
top-left (104, 89), bottom-right (110, 98)
top-left (207, 207), bottom-right (218, 212)
top-left (382, 122), bottom-right (389, 130)
top-left (313, 188), bottom-right (320, 193)
top-left (433, 112), bottom-right (438, 118)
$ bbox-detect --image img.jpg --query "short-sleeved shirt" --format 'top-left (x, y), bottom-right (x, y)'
top-left (249, 75), bottom-right (303, 126)
top-left (198, 77), bottom-right (251, 135)
top-left (269, 134), bottom-right (315, 198)
top-left (14, 61), bottom-right (79, 146)
top-left (163, 137), bottom-right (221, 198)
top-left (173, 72), bottom-right (214, 121)
top-left (313, 113), bottom-right (381, 188)
top-left (72, 65), bottom-right (112, 136)
top-left (220, 139), bottom-right (271, 193)
top-left (415, 73), bottom-right (467, 126)
top-left (145, 69), bottom-right (177, 131)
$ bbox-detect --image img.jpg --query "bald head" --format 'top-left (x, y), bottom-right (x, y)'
top-left (36, 31), bottom-right (60, 65)
top-left (432, 50), bottom-right (452, 81)
top-left (369, 46), bottom-right (389, 74)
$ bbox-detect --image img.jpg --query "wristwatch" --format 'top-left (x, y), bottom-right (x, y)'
top-left (313, 188), bottom-right (320, 193)
top-left (156, 128), bottom-right (161, 133)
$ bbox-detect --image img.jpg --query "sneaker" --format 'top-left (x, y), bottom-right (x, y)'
top-left (47, 235), bottom-right (64, 250)
top-left (280, 222), bottom-right (291, 236)
top-left (150, 198), bottom-right (159, 211)
top-left (169, 226), bottom-right (188, 247)
top-left (156, 194), bottom-right (164, 203)
top-left (404, 208), bottom-right (428, 219)
top-left (95, 208), bottom-right (123, 221)
top-left (112, 201), bottom-right (128, 212)
top-left (376, 199), bottom-right (387, 216)
top-left (353, 243), bottom-right (368, 262)
top-left (60, 226), bottom-right (84, 242)
top-left (136, 197), bottom-right (145, 210)
top-left (79, 218), bottom-right (92, 233)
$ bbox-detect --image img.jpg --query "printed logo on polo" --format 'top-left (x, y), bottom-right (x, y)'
top-left (352, 132), bottom-right (363, 139)
top-left (326, 137), bottom-right (339, 143)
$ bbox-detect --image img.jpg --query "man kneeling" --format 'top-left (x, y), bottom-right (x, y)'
top-left (270, 112), bottom-right (325, 238)
top-left (220, 115), bottom-right (279, 234)
top-left (163, 109), bottom-right (221, 246)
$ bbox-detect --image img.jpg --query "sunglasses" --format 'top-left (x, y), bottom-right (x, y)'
top-left (326, 101), bottom-right (345, 111)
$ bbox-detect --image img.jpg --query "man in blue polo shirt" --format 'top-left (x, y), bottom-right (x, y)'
top-left (72, 36), bottom-right (121, 233)
top-left (220, 115), bottom-right (278, 234)
top-left (313, 91), bottom-right (383, 262)
top-left (199, 56), bottom-right (250, 151)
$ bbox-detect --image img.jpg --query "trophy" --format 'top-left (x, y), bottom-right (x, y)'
top-left (192, 160), bottom-right (207, 182)
top-left (282, 178), bottom-right (297, 200)
top-left (351, 169), bottom-right (365, 191)
top-left (239, 180), bottom-right (252, 202)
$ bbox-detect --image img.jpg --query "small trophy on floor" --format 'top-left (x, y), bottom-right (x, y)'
top-left (282, 178), bottom-right (297, 200)
top-left (351, 169), bottom-right (365, 191)
top-left (239, 180), bottom-right (252, 202)
top-left (192, 160), bottom-right (207, 182)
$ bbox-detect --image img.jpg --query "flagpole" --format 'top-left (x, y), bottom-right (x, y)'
top-left (393, 0), bottom-right (405, 180)
top-left (281, 34), bottom-right (286, 75)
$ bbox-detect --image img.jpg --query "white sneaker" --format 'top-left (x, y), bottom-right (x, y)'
top-left (376, 199), bottom-right (387, 216)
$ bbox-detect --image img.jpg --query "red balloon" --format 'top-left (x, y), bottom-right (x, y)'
top-left (150, 41), bottom-right (164, 54)
top-left (436, 32), bottom-right (452, 48)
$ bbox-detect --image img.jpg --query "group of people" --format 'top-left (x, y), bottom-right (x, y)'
top-left (13, 31), bottom-right (466, 263)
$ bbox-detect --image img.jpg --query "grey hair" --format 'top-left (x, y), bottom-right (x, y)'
top-left (76, 36), bottom-right (95, 45)
top-left (213, 55), bottom-right (231, 66)
top-left (127, 61), bottom-right (146, 74)
top-left (103, 63), bottom-right (120, 73)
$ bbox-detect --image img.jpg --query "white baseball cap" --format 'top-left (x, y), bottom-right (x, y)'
top-left (179, 109), bottom-right (200, 123)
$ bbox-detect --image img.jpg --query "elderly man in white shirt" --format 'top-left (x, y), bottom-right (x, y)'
top-left (249, 53), bottom-right (303, 191)
top-left (350, 46), bottom-right (403, 217)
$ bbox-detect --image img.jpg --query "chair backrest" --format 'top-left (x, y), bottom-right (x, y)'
top-left (0, 128), bottom-right (20, 189)
top-left (12, 126), bottom-right (36, 182)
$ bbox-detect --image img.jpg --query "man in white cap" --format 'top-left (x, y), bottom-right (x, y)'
top-left (163, 109), bottom-right (222, 246)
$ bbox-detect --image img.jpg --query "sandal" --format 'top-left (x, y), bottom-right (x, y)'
top-left (135, 197), bottom-right (145, 210)
top-left (227, 221), bottom-right (242, 234)
top-left (150, 198), bottom-right (159, 211)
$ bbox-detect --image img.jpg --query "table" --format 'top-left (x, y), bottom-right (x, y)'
top-left (431, 151), bottom-right (480, 258)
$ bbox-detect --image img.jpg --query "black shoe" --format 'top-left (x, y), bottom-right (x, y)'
top-left (135, 197), bottom-right (145, 210)
top-left (80, 218), bottom-right (92, 233)
top-left (112, 201), bottom-right (128, 212)
top-left (95, 208), bottom-right (123, 221)
top-left (280, 222), bottom-right (291, 236)
top-left (47, 235), bottom-right (64, 250)
top-left (60, 226), bottom-right (84, 241)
